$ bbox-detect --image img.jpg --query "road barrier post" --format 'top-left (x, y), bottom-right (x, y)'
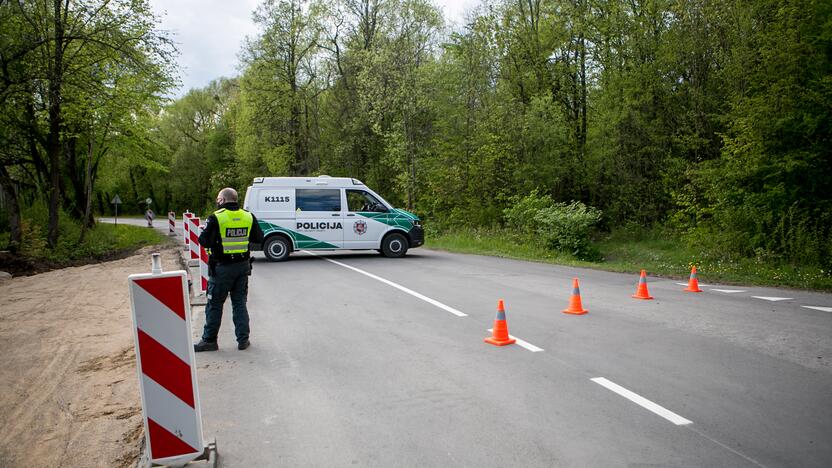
top-left (183, 211), bottom-right (193, 251)
top-left (198, 224), bottom-right (209, 295)
top-left (128, 253), bottom-right (215, 466)
top-left (188, 217), bottom-right (201, 262)
top-left (168, 212), bottom-right (176, 236)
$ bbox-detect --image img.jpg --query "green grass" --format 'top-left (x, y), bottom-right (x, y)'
top-left (1, 221), bottom-right (165, 265)
top-left (427, 227), bottom-right (832, 291)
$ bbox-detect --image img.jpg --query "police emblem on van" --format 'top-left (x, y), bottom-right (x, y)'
top-left (354, 220), bottom-right (367, 235)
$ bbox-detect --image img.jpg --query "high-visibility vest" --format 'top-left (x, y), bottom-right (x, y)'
top-left (214, 208), bottom-right (254, 254)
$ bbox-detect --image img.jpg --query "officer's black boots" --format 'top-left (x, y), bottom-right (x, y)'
top-left (238, 340), bottom-right (250, 350)
top-left (194, 340), bottom-right (219, 352)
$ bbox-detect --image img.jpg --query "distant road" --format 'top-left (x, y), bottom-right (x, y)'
top-left (100, 216), bottom-right (832, 467)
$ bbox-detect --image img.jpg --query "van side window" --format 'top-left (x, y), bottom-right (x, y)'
top-left (296, 189), bottom-right (341, 211)
top-left (346, 190), bottom-right (385, 212)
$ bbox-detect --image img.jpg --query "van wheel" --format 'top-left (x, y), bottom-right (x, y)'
top-left (381, 233), bottom-right (408, 258)
top-left (263, 236), bottom-right (291, 262)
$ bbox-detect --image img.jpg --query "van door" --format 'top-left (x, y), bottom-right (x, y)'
top-left (343, 189), bottom-right (390, 249)
top-left (294, 188), bottom-right (344, 249)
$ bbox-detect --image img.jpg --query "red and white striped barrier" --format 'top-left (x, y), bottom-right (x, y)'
top-left (128, 254), bottom-right (204, 465)
top-left (168, 211), bottom-right (176, 236)
top-left (188, 217), bottom-right (201, 261)
top-left (182, 211), bottom-right (193, 250)
top-left (198, 224), bottom-right (209, 294)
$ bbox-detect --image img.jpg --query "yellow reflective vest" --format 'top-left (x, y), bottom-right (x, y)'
top-left (214, 208), bottom-right (254, 254)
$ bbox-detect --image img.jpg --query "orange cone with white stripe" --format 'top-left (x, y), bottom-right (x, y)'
top-left (684, 266), bottom-right (702, 292)
top-left (632, 269), bottom-right (654, 300)
top-left (485, 299), bottom-right (516, 346)
top-left (562, 278), bottom-right (588, 315)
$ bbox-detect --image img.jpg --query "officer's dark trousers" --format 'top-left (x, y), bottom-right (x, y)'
top-left (202, 261), bottom-right (250, 344)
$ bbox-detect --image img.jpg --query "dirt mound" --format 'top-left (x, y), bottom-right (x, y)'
top-left (0, 244), bottom-right (183, 468)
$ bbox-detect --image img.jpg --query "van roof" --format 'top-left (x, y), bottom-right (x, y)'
top-left (251, 176), bottom-right (366, 188)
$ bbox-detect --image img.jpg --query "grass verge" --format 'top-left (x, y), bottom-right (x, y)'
top-left (0, 222), bottom-right (166, 276)
top-left (427, 228), bottom-right (832, 291)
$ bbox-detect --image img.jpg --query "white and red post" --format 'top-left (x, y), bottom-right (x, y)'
top-left (198, 224), bottom-right (209, 295)
top-left (188, 217), bottom-right (201, 262)
top-left (168, 211), bottom-right (176, 236)
top-left (182, 211), bottom-right (193, 250)
top-left (128, 254), bottom-right (205, 465)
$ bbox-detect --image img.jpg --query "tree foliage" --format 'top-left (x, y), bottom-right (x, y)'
top-left (0, 0), bottom-right (176, 249)
top-left (3, 0), bottom-right (830, 268)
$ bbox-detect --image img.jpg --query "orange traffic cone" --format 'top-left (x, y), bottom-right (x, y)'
top-left (485, 299), bottom-right (516, 346)
top-left (684, 266), bottom-right (702, 292)
top-left (562, 278), bottom-right (588, 315)
top-left (632, 269), bottom-right (654, 300)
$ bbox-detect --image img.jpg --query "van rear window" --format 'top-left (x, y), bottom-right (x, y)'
top-left (296, 189), bottom-right (341, 212)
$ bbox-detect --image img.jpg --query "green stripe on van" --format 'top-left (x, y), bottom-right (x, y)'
top-left (358, 209), bottom-right (418, 230)
top-left (259, 221), bottom-right (339, 249)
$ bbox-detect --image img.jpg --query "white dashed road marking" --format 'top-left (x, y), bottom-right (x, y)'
top-left (801, 306), bottom-right (832, 313)
top-left (752, 296), bottom-right (792, 302)
top-left (710, 289), bottom-right (747, 294)
top-left (306, 252), bottom-right (468, 317)
top-left (487, 329), bottom-right (544, 352)
top-left (676, 282), bottom-right (711, 287)
top-left (591, 377), bottom-right (692, 426)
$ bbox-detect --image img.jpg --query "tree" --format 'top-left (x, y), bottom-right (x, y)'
top-left (0, 0), bottom-right (175, 247)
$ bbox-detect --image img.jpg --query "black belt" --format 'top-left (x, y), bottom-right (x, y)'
top-left (213, 253), bottom-right (250, 264)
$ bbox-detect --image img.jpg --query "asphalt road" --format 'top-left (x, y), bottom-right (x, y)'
top-left (104, 217), bottom-right (832, 467)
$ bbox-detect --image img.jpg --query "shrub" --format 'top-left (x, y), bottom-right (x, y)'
top-left (504, 191), bottom-right (603, 260)
top-left (503, 190), bottom-right (555, 235)
top-left (534, 201), bottom-right (602, 260)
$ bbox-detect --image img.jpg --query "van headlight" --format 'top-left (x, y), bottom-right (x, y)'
top-left (413, 220), bottom-right (422, 227)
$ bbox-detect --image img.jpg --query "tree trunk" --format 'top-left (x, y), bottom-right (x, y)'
top-left (79, 136), bottom-right (94, 243)
top-left (46, 0), bottom-right (65, 248)
top-left (0, 167), bottom-right (22, 253)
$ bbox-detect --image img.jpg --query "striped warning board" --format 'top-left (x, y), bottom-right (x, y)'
top-left (128, 268), bottom-right (204, 464)
top-left (189, 217), bottom-right (201, 260)
top-left (198, 224), bottom-right (209, 294)
top-left (168, 211), bottom-right (176, 236)
top-left (183, 212), bottom-right (193, 250)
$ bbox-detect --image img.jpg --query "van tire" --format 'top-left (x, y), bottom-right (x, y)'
top-left (263, 235), bottom-right (291, 262)
top-left (381, 232), bottom-right (408, 258)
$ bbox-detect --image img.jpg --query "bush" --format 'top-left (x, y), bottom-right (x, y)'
top-left (503, 190), bottom-right (555, 235)
top-left (534, 201), bottom-right (602, 260)
top-left (503, 191), bottom-right (603, 260)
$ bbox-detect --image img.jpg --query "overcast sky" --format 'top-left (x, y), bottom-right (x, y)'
top-left (149, 0), bottom-right (482, 98)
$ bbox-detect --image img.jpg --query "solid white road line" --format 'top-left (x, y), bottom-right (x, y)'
top-left (487, 329), bottom-right (544, 352)
top-left (710, 289), bottom-right (747, 294)
top-left (591, 377), bottom-right (692, 426)
top-left (751, 296), bottom-right (792, 302)
top-left (802, 305), bottom-right (832, 313)
top-left (305, 252), bottom-right (468, 317)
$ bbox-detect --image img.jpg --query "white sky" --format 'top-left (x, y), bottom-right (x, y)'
top-left (149, 0), bottom-right (482, 98)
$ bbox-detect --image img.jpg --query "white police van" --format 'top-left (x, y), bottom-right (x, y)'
top-left (243, 176), bottom-right (424, 261)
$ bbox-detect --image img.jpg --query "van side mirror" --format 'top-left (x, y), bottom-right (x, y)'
top-left (372, 203), bottom-right (388, 213)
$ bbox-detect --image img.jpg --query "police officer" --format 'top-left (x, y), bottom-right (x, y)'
top-left (194, 187), bottom-right (264, 352)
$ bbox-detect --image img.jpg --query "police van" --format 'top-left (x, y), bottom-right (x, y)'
top-left (243, 176), bottom-right (424, 261)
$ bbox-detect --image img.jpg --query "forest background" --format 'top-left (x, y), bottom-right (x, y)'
top-left (1, 0), bottom-right (830, 287)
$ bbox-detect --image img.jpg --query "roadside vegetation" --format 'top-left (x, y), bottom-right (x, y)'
top-left (428, 191), bottom-right (832, 291)
top-left (0, 203), bottom-right (164, 275)
top-left (1, 1), bottom-right (829, 288)
top-left (429, 227), bottom-right (832, 292)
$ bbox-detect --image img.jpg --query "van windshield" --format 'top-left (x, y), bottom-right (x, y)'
top-left (346, 190), bottom-right (386, 212)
